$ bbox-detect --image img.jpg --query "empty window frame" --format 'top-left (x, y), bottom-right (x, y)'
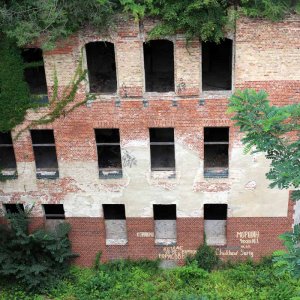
top-left (0, 132), bottom-right (17, 178)
top-left (103, 204), bottom-right (127, 245)
top-left (85, 42), bottom-right (117, 93)
top-left (43, 204), bottom-right (65, 220)
top-left (150, 128), bottom-right (175, 171)
top-left (202, 39), bottom-right (232, 91)
top-left (95, 129), bottom-right (122, 178)
top-left (204, 127), bottom-right (229, 178)
top-left (144, 40), bottom-right (175, 92)
top-left (153, 204), bottom-right (177, 245)
top-left (22, 48), bottom-right (47, 96)
top-left (4, 204), bottom-right (24, 214)
top-left (204, 204), bottom-right (227, 245)
top-left (31, 130), bottom-right (59, 179)
top-left (43, 204), bottom-right (65, 231)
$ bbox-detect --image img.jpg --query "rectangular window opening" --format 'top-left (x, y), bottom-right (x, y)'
top-left (22, 48), bottom-right (48, 97)
top-left (95, 129), bottom-right (122, 179)
top-left (0, 132), bottom-right (17, 178)
top-left (144, 40), bottom-right (174, 92)
top-left (4, 204), bottom-right (24, 214)
top-left (31, 130), bottom-right (59, 179)
top-left (204, 204), bottom-right (227, 246)
top-left (202, 39), bottom-right (232, 91)
top-left (85, 42), bottom-right (117, 93)
top-left (43, 204), bottom-right (65, 232)
top-left (103, 204), bottom-right (127, 245)
top-left (43, 204), bottom-right (65, 220)
top-left (204, 127), bottom-right (229, 178)
top-left (153, 204), bottom-right (177, 246)
top-left (150, 128), bottom-right (175, 172)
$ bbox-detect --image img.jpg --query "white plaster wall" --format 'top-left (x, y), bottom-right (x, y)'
top-left (0, 139), bottom-right (290, 219)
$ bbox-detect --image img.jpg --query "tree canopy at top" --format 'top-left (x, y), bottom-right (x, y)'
top-left (0, 0), bottom-right (299, 48)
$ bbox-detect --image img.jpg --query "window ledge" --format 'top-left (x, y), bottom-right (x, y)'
top-left (0, 169), bottom-right (18, 180)
top-left (151, 170), bottom-right (176, 179)
top-left (31, 94), bottom-right (49, 105)
top-left (155, 239), bottom-right (177, 246)
top-left (99, 169), bottom-right (123, 179)
top-left (144, 92), bottom-right (176, 100)
top-left (36, 170), bottom-right (59, 180)
top-left (201, 90), bottom-right (232, 99)
top-left (106, 239), bottom-right (128, 246)
top-left (204, 168), bottom-right (228, 179)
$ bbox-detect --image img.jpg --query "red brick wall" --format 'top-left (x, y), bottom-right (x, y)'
top-left (0, 17), bottom-right (299, 266)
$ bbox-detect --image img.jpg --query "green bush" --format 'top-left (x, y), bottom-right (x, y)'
top-left (0, 207), bottom-right (77, 292)
top-left (186, 242), bottom-right (221, 272)
top-left (1, 253), bottom-right (300, 299)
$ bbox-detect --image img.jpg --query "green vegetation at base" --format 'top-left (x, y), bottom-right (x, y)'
top-left (0, 257), bottom-right (299, 300)
top-left (0, 206), bottom-right (77, 293)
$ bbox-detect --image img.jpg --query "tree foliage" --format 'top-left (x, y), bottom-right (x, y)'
top-left (0, 0), bottom-right (118, 49)
top-left (0, 206), bottom-right (77, 292)
top-left (0, 0), bottom-right (299, 48)
top-left (0, 36), bottom-right (33, 132)
top-left (228, 89), bottom-right (300, 279)
top-left (228, 89), bottom-right (300, 201)
top-left (273, 224), bottom-right (300, 278)
top-left (14, 55), bottom-right (94, 140)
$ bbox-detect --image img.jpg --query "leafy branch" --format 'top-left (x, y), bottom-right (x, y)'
top-left (15, 55), bottom-right (95, 140)
top-left (228, 89), bottom-right (300, 201)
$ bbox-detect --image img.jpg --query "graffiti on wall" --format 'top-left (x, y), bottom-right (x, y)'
top-left (137, 232), bottom-right (154, 238)
top-left (122, 150), bottom-right (137, 168)
top-left (216, 231), bottom-right (260, 258)
top-left (158, 246), bottom-right (197, 260)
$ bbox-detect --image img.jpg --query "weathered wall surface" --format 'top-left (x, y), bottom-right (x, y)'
top-left (0, 17), bottom-right (299, 265)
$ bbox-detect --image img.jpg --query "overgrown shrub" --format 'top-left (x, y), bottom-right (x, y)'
top-left (186, 242), bottom-right (221, 272)
top-left (0, 206), bottom-right (77, 292)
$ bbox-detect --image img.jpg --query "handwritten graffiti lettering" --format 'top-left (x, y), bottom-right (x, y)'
top-left (158, 246), bottom-right (196, 260)
top-left (216, 231), bottom-right (260, 258)
top-left (137, 232), bottom-right (154, 238)
top-left (236, 231), bottom-right (259, 239)
top-left (122, 150), bottom-right (137, 168)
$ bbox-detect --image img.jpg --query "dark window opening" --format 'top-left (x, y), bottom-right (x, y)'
top-left (204, 204), bottom-right (227, 220)
top-left (103, 204), bottom-right (126, 220)
top-left (95, 129), bottom-right (122, 178)
top-left (154, 204), bottom-right (177, 245)
top-left (0, 132), bottom-right (17, 172)
top-left (86, 42), bottom-right (117, 93)
top-left (4, 204), bottom-right (24, 214)
top-left (202, 39), bottom-right (232, 91)
top-left (153, 204), bottom-right (176, 220)
top-left (204, 204), bottom-right (227, 246)
top-left (204, 127), bottom-right (229, 178)
top-left (150, 128), bottom-right (175, 171)
top-left (43, 204), bottom-right (65, 219)
top-left (31, 130), bottom-right (59, 178)
top-left (22, 48), bottom-right (47, 95)
top-left (144, 40), bottom-right (174, 92)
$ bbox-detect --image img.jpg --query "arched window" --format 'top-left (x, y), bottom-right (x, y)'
top-left (202, 38), bottom-right (232, 91)
top-left (143, 40), bottom-right (174, 92)
top-left (85, 42), bottom-right (117, 93)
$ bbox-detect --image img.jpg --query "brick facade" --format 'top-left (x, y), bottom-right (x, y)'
top-left (0, 16), bottom-right (299, 266)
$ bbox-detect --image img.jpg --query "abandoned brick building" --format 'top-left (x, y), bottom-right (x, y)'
top-left (0, 16), bottom-right (299, 266)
